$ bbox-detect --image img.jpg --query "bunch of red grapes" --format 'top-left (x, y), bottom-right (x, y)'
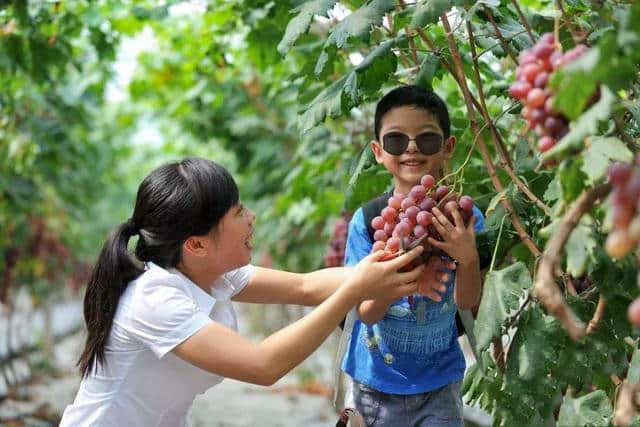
top-left (508, 32), bottom-right (589, 153)
top-left (605, 158), bottom-right (640, 260)
top-left (324, 211), bottom-right (352, 267)
top-left (606, 157), bottom-right (640, 326)
top-left (370, 174), bottom-right (474, 258)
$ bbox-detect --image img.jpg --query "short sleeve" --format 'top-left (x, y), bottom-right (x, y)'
top-left (127, 280), bottom-right (212, 359)
top-left (221, 264), bottom-right (256, 297)
top-left (344, 208), bottom-right (373, 267)
top-left (472, 205), bottom-right (485, 232)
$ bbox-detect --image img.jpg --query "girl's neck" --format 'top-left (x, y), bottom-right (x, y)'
top-left (176, 260), bottom-right (221, 294)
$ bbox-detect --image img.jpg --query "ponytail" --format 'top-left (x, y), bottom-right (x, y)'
top-left (77, 219), bottom-right (143, 377)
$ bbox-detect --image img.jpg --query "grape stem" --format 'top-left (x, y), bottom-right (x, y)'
top-left (441, 13), bottom-right (542, 258)
top-left (555, 0), bottom-right (584, 44)
top-left (483, 6), bottom-right (520, 65)
top-left (510, 0), bottom-right (536, 44)
top-left (397, 0), bottom-right (419, 67)
top-left (381, 13), bottom-right (413, 69)
top-left (532, 183), bottom-right (612, 341)
top-left (586, 295), bottom-right (606, 335)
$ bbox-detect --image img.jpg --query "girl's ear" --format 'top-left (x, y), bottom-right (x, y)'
top-left (370, 140), bottom-right (384, 164)
top-left (182, 236), bottom-right (208, 258)
top-left (442, 135), bottom-right (456, 160)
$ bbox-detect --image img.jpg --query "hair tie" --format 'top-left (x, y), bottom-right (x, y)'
top-left (123, 218), bottom-right (138, 236)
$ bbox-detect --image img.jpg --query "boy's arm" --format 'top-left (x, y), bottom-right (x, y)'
top-left (428, 206), bottom-right (483, 310)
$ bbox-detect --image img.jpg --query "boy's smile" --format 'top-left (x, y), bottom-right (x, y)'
top-left (371, 105), bottom-right (456, 195)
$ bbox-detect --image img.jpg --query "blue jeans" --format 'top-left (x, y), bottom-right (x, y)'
top-left (351, 380), bottom-right (464, 427)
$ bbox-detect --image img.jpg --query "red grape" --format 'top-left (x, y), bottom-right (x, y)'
top-left (371, 216), bottom-right (385, 230)
top-left (459, 195), bottom-right (474, 211)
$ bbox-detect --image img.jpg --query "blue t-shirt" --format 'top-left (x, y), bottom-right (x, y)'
top-left (341, 205), bottom-right (485, 395)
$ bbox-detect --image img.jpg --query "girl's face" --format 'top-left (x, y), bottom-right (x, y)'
top-left (210, 202), bottom-right (256, 272)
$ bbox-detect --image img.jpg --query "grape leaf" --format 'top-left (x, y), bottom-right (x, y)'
top-left (299, 36), bottom-right (400, 132)
top-left (411, 0), bottom-right (462, 28)
top-left (345, 148), bottom-right (392, 211)
top-left (314, 0), bottom-right (395, 75)
top-left (565, 217), bottom-right (596, 277)
top-left (277, 0), bottom-right (337, 54)
top-left (474, 262), bottom-right (532, 353)
top-left (628, 346), bottom-right (640, 384)
top-left (544, 86), bottom-right (615, 160)
top-left (557, 390), bottom-right (612, 427)
top-left (506, 307), bottom-right (558, 381)
top-left (414, 53), bottom-right (440, 90)
top-left (581, 136), bottom-right (633, 185)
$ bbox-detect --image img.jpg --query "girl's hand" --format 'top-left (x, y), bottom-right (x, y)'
top-left (428, 207), bottom-right (480, 266)
top-left (349, 247), bottom-right (424, 301)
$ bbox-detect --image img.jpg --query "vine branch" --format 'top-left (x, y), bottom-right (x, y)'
top-left (440, 13), bottom-right (541, 258)
top-left (532, 183), bottom-right (612, 341)
top-left (510, 0), bottom-right (536, 44)
top-left (483, 6), bottom-right (519, 65)
top-left (466, 21), bottom-right (552, 216)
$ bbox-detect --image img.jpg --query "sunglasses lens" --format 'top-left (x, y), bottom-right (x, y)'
top-left (382, 132), bottom-right (409, 155)
top-left (416, 133), bottom-right (443, 155)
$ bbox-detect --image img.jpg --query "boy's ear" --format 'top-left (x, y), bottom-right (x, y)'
top-left (442, 135), bottom-right (456, 160)
top-left (183, 236), bottom-right (208, 258)
top-left (370, 140), bottom-right (384, 163)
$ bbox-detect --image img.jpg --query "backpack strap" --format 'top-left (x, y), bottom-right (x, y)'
top-left (361, 190), bottom-right (393, 241)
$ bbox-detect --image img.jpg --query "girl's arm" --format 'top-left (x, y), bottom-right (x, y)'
top-left (232, 266), bottom-right (351, 306)
top-left (173, 248), bottom-right (424, 386)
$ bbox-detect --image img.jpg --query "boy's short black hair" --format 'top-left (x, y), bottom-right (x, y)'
top-left (374, 85), bottom-right (450, 140)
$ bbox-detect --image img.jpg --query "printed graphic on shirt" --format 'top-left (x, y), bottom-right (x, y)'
top-left (361, 276), bottom-right (456, 365)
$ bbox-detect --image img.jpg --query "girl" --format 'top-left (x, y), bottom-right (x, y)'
top-left (60, 157), bottom-right (424, 426)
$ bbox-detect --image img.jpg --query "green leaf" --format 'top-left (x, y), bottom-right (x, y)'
top-left (581, 136), bottom-right (633, 185)
top-left (474, 262), bottom-right (533, 353)
top-left (543, 175), bottom-right (562, 203)
top-left (557, 390), bottom-right (613, 427)
top-left (277, 0), bottom-right (337, 54)
top-left (544, 86), bottom-right (616, 160)
top-left (411, 0), bottom-right (461, 28)
top-left (506, 307), bottom-right (560, 382)
top-left (550, 48), bottom-right (601, 120)
top-left (565, 217), bottom-right (596, 277)
top-left (414, 53), bottom-right (440, 90)
top-left (315, 0), bottom-right (395, 75)
top-left (299, 36), bottom-right (400, 132)
top-left (345, 148), bottom-right (392, 211)
top-left (485, 188), bottom-right (507, 217)
top-left (629, 346), bottom-right (640, 384)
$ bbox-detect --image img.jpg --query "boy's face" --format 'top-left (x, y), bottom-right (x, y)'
top-left (371, 106), bottom-right (456, 195)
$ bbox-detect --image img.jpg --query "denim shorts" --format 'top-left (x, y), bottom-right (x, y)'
top-left (351, 380), bottom-right (464, 427)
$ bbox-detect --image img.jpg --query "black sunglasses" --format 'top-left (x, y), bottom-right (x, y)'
top-left (381, 131), bottom-right (444, 156)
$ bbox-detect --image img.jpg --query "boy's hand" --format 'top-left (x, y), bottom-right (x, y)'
top-left (417, 257), bottom-right (456, 302)
top-left (428, 207), bottom-right (480, 266)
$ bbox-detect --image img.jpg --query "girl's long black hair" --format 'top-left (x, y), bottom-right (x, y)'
top-left (77, 158), bottom-right (238, 377)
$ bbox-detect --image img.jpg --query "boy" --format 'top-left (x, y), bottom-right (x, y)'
top-left (341, 85), bottom-right (485, 426)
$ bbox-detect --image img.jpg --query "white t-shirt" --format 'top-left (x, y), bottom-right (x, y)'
top-left (60, 262), bottom-right (255, 427)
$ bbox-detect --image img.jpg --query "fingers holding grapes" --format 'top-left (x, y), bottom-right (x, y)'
top-left (352, 247), bottom-right (424, 301)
